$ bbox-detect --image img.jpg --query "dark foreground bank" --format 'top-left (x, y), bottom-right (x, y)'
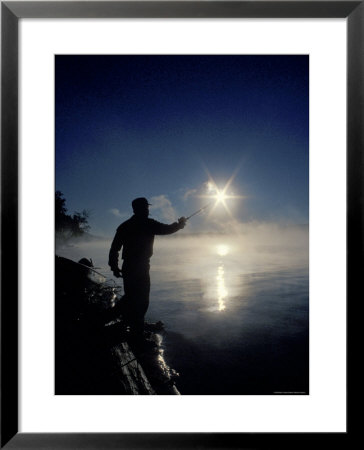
top-left (55, 255), bottom-right (179, 395)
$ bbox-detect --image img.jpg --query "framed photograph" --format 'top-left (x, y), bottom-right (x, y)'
top-left (1, 1), bottom-right (358, 448)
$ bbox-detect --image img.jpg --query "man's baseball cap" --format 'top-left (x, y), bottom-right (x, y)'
top-left (132, 197), bottom-right (152, 210)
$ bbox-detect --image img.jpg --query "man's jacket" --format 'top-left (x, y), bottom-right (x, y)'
top-left (108, 215), bottom-right (182, 270)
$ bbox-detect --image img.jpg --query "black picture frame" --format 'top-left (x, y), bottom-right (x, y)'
top-left (1, 1), bottom-right (358, 448)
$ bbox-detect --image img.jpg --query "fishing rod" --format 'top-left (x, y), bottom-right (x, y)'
top-left (75, 202), bottom-right (212, 283)
top-left (76, 260), bottom-right (107, 280)
top-left (76, 260), bottom-right (121, 286)
top-left (185, 202), bottom-right (213, 221)
top-left (77, 261), bottom-right (123, 288)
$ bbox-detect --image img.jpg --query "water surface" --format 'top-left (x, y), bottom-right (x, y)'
top-left (57, 226), bottom-right (309, 395)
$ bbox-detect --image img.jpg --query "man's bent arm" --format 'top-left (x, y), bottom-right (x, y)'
top-left (108, 228), bottom-right (123, 270)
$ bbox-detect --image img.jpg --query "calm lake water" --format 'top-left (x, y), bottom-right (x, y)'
top-left (57, 225), bottom-right (309, 395)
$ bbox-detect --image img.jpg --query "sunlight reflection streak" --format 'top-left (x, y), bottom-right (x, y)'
top-left (217, 265), bottom-right (227, 311)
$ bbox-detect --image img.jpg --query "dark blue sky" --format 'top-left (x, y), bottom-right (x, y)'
top-left (56, 55), bottom-right (308, 236)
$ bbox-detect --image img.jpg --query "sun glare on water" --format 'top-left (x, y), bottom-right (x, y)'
top-left (217, 265), bottom-right (227, 311)
top-left (217, 244), bottom-right (229, 256)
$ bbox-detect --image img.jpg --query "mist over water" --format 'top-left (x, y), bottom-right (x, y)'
top-left (56, 223), bottom-right (309, 394)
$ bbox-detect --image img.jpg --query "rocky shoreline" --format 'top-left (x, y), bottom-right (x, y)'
top-left (55, 255), bottom-right (180, 395)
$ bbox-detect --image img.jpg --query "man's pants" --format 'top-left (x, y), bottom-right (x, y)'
top-left (121, 260), bottom-right (150, 336)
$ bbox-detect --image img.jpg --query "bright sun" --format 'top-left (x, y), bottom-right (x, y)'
top-left (215, 190), bottom-right (227, 204)
top-left (198, 170), bottom-right (245, 219)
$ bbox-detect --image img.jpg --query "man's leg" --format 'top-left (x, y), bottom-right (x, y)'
top-left (122, 261), bottom-right (150, 338)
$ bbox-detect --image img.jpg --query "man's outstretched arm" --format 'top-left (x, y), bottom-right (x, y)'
top-left (150, 217), bottom-right (186, 235)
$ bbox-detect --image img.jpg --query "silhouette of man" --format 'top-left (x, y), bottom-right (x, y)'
top-left (108, 197), bottom-right (186, 339)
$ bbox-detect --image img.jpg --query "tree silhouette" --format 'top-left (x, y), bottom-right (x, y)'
top-left (55, 191), bottom-right (90, 238)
